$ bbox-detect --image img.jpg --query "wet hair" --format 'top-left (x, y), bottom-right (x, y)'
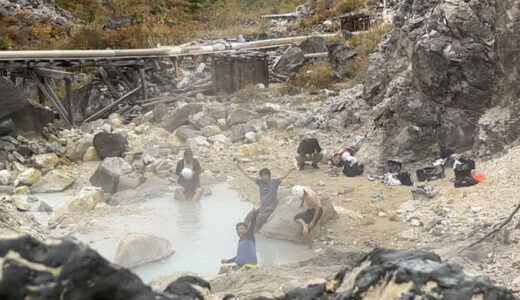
top-left (259, 168), bottom-right (271, 177)
top-left (184, 149), bottom-right (193, 158)
top-left (236, 222), bottom-right (247, 230)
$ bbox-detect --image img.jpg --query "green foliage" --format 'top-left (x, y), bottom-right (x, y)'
top-left (0, 35), bottom-right (10, 50)
top-left (332, 0), bottom-right (365, 14)
top-left (292, 60), bottom-right (334, 92)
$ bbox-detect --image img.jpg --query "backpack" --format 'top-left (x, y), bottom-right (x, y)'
top-left (384, 160), bottom-right (402, 174)
top-left (397, 171), bottom-right (413, 186)
top-left (454, 176), bottom-right (478, 188)
top-left (454, 158), bottom-right (475, 180)
top-left (343, 162), bottom-right (364, 177)
top-left (416, 165), bottom-right (444, 182)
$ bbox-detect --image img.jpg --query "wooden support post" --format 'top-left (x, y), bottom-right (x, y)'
top-left (99, 67), bottom-right (120, 99)
top-left (9, 74), bottom-right (16, 84)
top-left (114, 67), bottom-right (133, 89)
top-left (139, 66), bottom-right (148, 100)
top-left (65, 78), bottom-right (75, 127)
top-left (174, 58), bottom-right (181, 80)
top-left (193, 56), bottom-right (199, 70)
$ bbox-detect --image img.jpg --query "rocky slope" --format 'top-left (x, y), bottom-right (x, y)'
top-left (319, 0), bottom-right (520, 171)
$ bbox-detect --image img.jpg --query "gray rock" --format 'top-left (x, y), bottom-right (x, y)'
top-left (135, 177), bottom-right (173, 198)
top-left (93, 132), bottom-right (128, 158)
top-left (114, 233), bottom-right (174, 268)
top-left (39, 201), bottom-right (53, 213)
top-left (231, 124), bottom-right (254, 142)
top-left (116, 173), bottom-right (145, 192)
top-left (0, 170), bottom-right (10, 185)
top-left (50, 142), bottom-right (66, 157)
top-left (0, 77), bottom-right (28, 119)
top-left (0, 141), bottom-right (15, 152)
top-left (174, 125), bottom-right (201, 140)
top-left (31, 170), bottom-right (76, 193)
top-left (208, 134), bottom-right (231, 145)
top-left (189, 112), bottom-right (217, 129)
top-left (186, 136), bottom-right (210, 148)
top-left (0, 186), bottom-right (13, 194)
top-left (66, 135), bottom-right (93, 161)
top-left (226, 108), bottom-right (259, 126)
top-left (160, 103), bottom-right (203, 132)
top-left (103, 16), bottom-right (133, 31)
top-left (110, 189), bottom-right (145, 205)
top-left (0, 119), bottom-right (16, 136)
top-left (89, 157), bottom-right (134, 194)
top-left (272, 47), bottom-right (304, 76)
top-left (299, 36), bottom-right (328, 54)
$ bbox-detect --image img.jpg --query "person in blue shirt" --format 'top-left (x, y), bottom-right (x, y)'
top-left (219, 205), bottom-right (261, 274)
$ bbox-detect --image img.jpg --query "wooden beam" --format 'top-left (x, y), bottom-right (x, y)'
top-left (65, 78), bottom-right (75, 127)
top-left (99, 67), bottom-right (120, 99)
top-left (29, 71), bottom-right (73, 128)
top-left (114, 67), bottom-right (133, 89)
top-left (139, 66), bottom-right (148, 100)
top-left (34, 68), bottom-right (74, 80)
top-left (84, 85), bottom-right (141, 122)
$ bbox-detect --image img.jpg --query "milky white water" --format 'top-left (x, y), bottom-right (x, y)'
top-left (32, 183), bottom-right (314, 283)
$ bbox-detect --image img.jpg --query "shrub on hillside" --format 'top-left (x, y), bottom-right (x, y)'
top-left (333, 0), bottom-right (365, 15)
top-left (292, 60), bottom-right (334, 92)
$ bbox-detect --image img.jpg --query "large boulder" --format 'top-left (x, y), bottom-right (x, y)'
top-left (189, 112), bottom-right (217, 129)
top-left (110, 189), bottom-right (145, 205)
top-left (260, 193), bottom-right (337, 243)
top-left (0, 77), bottom-right (28, 119)
top-left (285, 248), bottom-right (515, 299)
top-left (31, 153), bottom-right (60, 169)
top-left (299, 36), bottom-right (328, 54)
top-left (0, 118), bottom-right (16, 136)
top-left (16, 168), bottom-right (41, 186)
top-left (272, 47), bottom-right (305, 76)
top-left (135, 177), bottom-right (174, 198)
top-left (66, 135), bottom-right (93, 161)
top-left (31, 169), bottom-right (76, 193)
top-left (160, 103), bottom-right (203, 132)
top-left (61, 186), bottom-right (104, 212)
top-left (90, 157), bottom-right (134, 194)
top-left (174, 125), bottom-right (201, 140)
top-left (0, 235), bottom-right (170, 300)
top-left (116, 173), bottom-right (145, 192)
top-left (93, 132), bottom-right (128, 158)
top-left (231, 124), bottom-right (255, 142)
top-left (226, 108), bottom-right (259, 126)
top-left (114, 233), bottom-right (175, 268)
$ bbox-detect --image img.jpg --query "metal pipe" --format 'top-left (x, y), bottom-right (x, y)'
top-left (0, 33), bottom-right (339, 60)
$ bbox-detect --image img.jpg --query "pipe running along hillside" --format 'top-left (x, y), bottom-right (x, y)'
top-left (0, 33), bottom-right (339, 60)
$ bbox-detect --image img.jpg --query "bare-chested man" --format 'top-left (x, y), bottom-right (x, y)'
top-left (291, 185), bottom-right (322, 249)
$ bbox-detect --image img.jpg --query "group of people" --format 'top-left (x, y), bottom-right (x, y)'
top-left (173, 137), bottom-right (332, 274)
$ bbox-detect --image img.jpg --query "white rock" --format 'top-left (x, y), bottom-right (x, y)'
top-left (471, 206), bottom-right (483, 213)
top-left (114, 233), bottom-right (175, 268)
top-left (0, 170), bottom-right (11, 185)
top-left (245, 131), bottom-right (256, 143)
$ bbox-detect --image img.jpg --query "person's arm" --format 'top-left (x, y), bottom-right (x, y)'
top-left (244, 205), bottom-right (260, 240)
top-left (314, 139), bottom-right (322, 154)
top-left (175, 160), bottom-right (183, 175)
top-left (280, 167), bottom-right (295, 182)
top-left (297, 140), bottom-right (306, 157)
top-left (221, 257), bottom-right (236, 264)
top-left (237, 163), bottom-right (256, 183)
top-left (193, 159), bottom-right (202, 176)
top-left (308, 196), bottom-right (321, 229)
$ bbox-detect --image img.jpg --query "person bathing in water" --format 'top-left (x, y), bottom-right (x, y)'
top-left (292, 185), bottom-right (323, 249)
top-left (175, 149), bottom-right (202, 202)
top-left (219, 205), bottom-right (261, 274)
top-left (236, 159), bottom-right (295, 232)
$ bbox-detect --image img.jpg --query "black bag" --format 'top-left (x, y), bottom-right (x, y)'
top-left (416, 165), bottom-right (444, 182)
top-left (343, 162), bottom-right (364, 177)
top-left (384, 160), bottom-right (402, 174)
top-left (397, 171), bottom-right (413, 186)
top-left (439, 148), bottom-right (455, 159)
top-left (454, 176), bottom-right (478, 188)
top-left (454, 158), bottom-right (475, 180)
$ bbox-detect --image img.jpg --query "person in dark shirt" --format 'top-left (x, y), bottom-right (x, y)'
top-left (175, 149), bottom-right (202, 202)
top-left (219, 205), bottom-right (261, 274)
top-left (296, 137), bottom-right (323, 170)
top-left (237, 161), bottom-right (294, 232)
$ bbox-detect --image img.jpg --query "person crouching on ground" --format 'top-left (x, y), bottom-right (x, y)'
top-left (219, 205), bottom-right (261, 274)
top-left (292, 185), bottom-right (323, 249)
top-left (237, 160), bottom-right (295, 232)
top-left (175, 149), bottom-right (202, 202)
top-left (296, 137), bottom-right (323, 170)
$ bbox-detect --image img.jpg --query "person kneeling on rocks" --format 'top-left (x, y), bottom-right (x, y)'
top-left (219, 205), bottom-right (260, 274)
top-left (296, 137), bottom-right (323, 170)
top-left (237, 160), bottom-right (295, 232)
top-left (292, 185), bottom-right (323, 249)
top-left (175, 149), bottom-right (202, 202)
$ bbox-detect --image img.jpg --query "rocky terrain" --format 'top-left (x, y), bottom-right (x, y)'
top-left (0, 0), bottom-right (520, 299)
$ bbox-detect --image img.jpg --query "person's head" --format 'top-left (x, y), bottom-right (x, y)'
top-left (259, 168), bottom-right (271, 183)
top-left (184, 149), bottom-right (193, 163)
top-left (236, 222), bottom-right (248, 237)
top-left (292, 185), bottom-right (306, 207)
top-left (331, 154), bottom-right (341, 165)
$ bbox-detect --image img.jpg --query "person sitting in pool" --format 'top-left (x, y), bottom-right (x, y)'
top-left (175, 149), bottom-right (202, 202)
top-left (219, 205), bottom-right (260, 274)
top-left (292, 185), bottom-right (323, 249)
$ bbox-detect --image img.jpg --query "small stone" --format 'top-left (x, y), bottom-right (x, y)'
top-left (245, 131), bottom-right (256, 143)
top-left (32, 153), bottom-right (60, 169)
top-left (196, 93), bottom-right (205, 101)
top-left (410, 219), bottom-right (423, 227)
top-left (318, 181), bottom-right (325, 186)
top-left (0, 170), bottom-right (11, 185)
top-left (13, 151), bottom-right (25, 163)
top-left (17, 168), bottom-right (42, 186)
top-left (378, 211), bottom-right (387, 217)
top-left (471, 206), bottom-right (483, 213)
top-left (13, 186), bottom-right (29, 195)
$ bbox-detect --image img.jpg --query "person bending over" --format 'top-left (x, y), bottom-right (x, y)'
top-left (237, 161), bottom-right (295, 232)
top-left (296, 137), bottom-right (323, 170)
top-left (219, 205), bottom-right (261, 274)
top-left (175, 149), bottom-right (202, 202)
top-left (292, 185), bottom-right (323, 249)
